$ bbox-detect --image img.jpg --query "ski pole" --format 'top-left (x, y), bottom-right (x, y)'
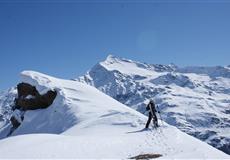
top-left (156, 105), bottom-right (163, 126)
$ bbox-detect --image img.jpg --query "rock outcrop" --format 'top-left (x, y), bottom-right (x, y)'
top-left (9, 83), bottom-right (57, 133)
top-left (15, 83), bottom-right (57, 110)
top-left (10, 116), bottom-right (21, 129)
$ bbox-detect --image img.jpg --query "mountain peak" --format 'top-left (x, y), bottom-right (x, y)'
top-left (104, 54), bottom-right (122, 63)
top-left (106, 54), bottom-right (117, 60)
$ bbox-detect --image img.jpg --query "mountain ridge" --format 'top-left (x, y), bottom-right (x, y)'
top-left (77, 54), bottom-right (230, 154)
top-left (0, 71), bottom-right (228, 158)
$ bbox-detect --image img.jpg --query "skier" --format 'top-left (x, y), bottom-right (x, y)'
top-left (145, 99), bottom-right (159, 129)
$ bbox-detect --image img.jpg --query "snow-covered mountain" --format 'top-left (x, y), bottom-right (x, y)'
top-left (77, 55), bottom-right (230, 155)
top-left (0, 87), bottom-right (17, 138)
top-left (0, 71), bottom-right (228, 158)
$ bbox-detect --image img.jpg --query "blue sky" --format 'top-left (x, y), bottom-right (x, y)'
top-left (0, 1), bottom-right (230, 90)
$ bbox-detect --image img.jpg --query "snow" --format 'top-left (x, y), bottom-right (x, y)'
top-left (0, 126), bottom-right (228, 159)
top-left (0, 70), bottom-right (228, 158)
top-left (25, 95), bottom-right (35, 99)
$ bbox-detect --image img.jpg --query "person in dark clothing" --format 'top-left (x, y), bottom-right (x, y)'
top-left (145, 99), bottom-right (159, 128)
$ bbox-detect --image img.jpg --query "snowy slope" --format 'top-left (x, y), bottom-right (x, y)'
top-left (77, 55), bottom-right (230, 154)
top-left (0, 71), bottom-right (228, 158)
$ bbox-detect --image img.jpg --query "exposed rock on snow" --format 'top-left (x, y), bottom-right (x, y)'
top-left (17, 83), bottom-right (38, 98)
top-left (10, 115), bottom-right (21, 129)
top-left (15, 83), bottom-right (57, 110)
top-left (130, 153), bottom-right (162, 159)
top-left (1, 82), bottom-right (57, 137)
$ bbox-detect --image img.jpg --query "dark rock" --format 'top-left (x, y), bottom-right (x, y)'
top-left (10, 116), bottom-right (21, 129)
top-left (15, 83), bottom-right (57, 110)
top-left (17, 83), bottom-right (40, 98)
top-left (218, 141), bottom-right (230, 155)
top-left (8, 83), bottom-right (57, 135)
top-left (0, 114), bottom-right (3, 121)
top-left (130, 153), bottom-right (162, 159)
top-left (211, 138), bottom-right (221, 144)
top-left (224, 109), bottom-right (230, 114)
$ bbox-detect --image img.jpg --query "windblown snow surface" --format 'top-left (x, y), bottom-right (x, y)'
top-left (78, 55), bottom-right (230, 155)
top-left (0, 71), bottom-right (228, 158)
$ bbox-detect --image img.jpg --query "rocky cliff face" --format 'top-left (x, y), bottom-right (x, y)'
top-left (77, 55), bottom-right (230, 154)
